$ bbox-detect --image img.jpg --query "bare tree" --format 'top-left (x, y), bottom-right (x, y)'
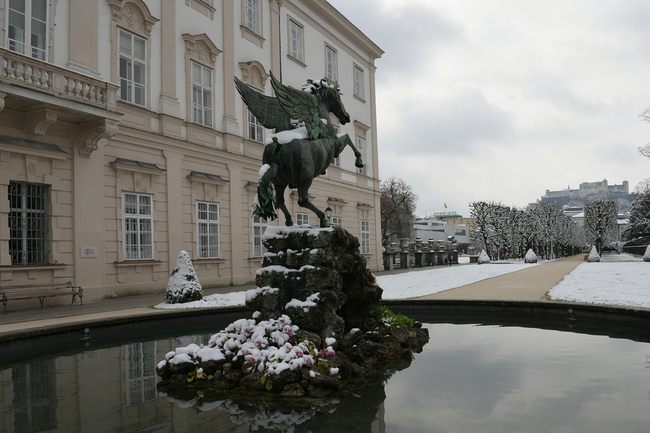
top-left (639, 107), bottom-right (650, 158)
top-left (531, 203), bottom-right (564, 259)
top-left (583, 199), bottom-right (618, 254)
top-left (633, 178), bottom-right (650, 195)
top-left (380, 177), bottom-right (418, 240)
top-left (469, 201), bottom-right (499, 255)
top-left (622, 191), bottom-right (650, 241)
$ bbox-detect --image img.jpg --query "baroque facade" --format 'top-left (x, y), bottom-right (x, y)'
top-left (0, 0), bottom-right (384, 304)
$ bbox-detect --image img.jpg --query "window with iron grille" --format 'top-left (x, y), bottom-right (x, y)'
top-left (122, 192), bottom-right (153, 260)
top-left (197, 201), bottom-right (219, 258)
top-left (8, 181), bottom-right (49, 266)
top-left (361, 220), bottom-right (370, 254)
top-left (252, 215), bottom-right (268, 257)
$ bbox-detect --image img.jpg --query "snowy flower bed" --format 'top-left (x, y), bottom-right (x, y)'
top-left (158, 313), bottom-right (339, 391)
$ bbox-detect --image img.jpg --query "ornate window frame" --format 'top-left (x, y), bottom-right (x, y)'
top-left (182, 33), bottom-right (221, 128)
top-left (107, 0), bottom-right (159, 110)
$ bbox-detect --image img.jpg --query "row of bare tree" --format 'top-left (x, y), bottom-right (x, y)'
top-left (469, 199), bottom-right (618, 259)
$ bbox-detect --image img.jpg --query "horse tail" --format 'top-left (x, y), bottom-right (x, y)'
top-left (253, 163), bottom-right (278, 221)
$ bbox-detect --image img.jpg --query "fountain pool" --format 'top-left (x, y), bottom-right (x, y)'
top-left (1, 304), bottom-right (650, 432)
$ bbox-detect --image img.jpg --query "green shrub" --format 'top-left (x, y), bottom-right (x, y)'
top-left (375, 306), bottom-right (414, 330)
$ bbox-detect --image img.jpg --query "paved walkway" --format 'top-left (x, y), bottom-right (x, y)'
top-left (419, 254), bottom-right (585, 300)
top-left (0, 255), bottom-right (586, 340)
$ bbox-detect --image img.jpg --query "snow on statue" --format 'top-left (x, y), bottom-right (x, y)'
top-left (588, 245), bottom-right (601, 263)
top-left (165, 250), bottom-right (203, 303)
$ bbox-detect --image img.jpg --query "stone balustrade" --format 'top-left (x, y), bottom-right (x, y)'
top-left (382, 237), bottom-right (459, 270)
top-left (0, 48), bottom-right (119, 111)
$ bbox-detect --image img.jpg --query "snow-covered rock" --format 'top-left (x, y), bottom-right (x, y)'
top-left (644, 245), bottom-right (650, 262)
top-left (477, 249), bottom-right (491, 264)
top-left (165, 250), bottom-right (203, 303)
top-left (524, 249), bottom-right (538, 263)
top-left (588, 245), bottom-right (601, 263)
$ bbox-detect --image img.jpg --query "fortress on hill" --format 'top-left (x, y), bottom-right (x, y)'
top-left (539, 179), bottom-right (635, 212)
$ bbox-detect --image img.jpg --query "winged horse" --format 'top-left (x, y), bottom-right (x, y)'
top-left (234, 71), bottom-right (364, 227)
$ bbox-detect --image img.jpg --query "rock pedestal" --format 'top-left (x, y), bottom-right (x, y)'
top-left (248, 226), bottom-right (382, 340)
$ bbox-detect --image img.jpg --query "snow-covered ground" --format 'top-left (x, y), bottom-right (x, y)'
top-left (154, 253), bottom-right (649, 310)
top-left (547, 253), bottom-right (650, 308)
top-left (376, 262), bottom-right (538, 299)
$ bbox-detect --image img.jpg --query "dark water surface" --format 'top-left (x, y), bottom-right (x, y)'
top-left (1, 310), bottom-right (650, 432)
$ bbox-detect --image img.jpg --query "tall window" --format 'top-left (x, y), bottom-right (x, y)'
top-left (123, 192), bottom-right (153, 260)
top-left (248, 109), bottom-right (264, 142)
top-left (197, 201), bottom-right (219, 258)
top-left (296, 212), bottom-right (309, 226)
top-left (125, 342), bottom-right (157, 406)
top-left (289, 19), bottom-right (303, 63)
top-left (191, 61), bottom-right (213, 127)
top-left (361, 220), bottom-right (370, 254)
top-left (118, 28), bottom-right (147, 107)
top-left (331, 125), bottom-right (340, 167)
top-left (7, 0), bottom-right (48, 61)
top-left (354, 66), bottom-right (365, 100)
top-left (332, 217), bottom-right (343, 228)
top-left (244, 0), bottom-right (260, 34)
top-left (252, 215), bottom-right (268, 257)
top-left (326, 45), bottom-right (337, 81)
top-left (8, 181), bottom-right (48, 266)
top-left (357, 136), bottom-right (367, 175)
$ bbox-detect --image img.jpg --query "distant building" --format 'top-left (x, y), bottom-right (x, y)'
top-left (411, 212), bottom-right (472, 253)
top-left (540, 179), bottom-right (635, 213)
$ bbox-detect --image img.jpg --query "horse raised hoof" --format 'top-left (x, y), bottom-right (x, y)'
top-left (355, 157), bottom-right (364, 168)
top-left (319, 219), bottom-right (330, 228)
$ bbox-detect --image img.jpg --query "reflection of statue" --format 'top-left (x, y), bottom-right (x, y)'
top-left (234, 72), bottom-right (364, 227)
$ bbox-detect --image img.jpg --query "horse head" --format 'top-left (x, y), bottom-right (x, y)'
top-left (304, 79), bottom-right (350, 125)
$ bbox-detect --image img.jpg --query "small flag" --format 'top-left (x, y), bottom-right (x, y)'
top-left (444, 203), bottom-right (448, 209)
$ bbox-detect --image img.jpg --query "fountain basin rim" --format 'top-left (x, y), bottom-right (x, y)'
top-left (2, 299), bottom-right (650, 345)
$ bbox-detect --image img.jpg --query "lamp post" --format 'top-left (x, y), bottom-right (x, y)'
top-left (325, 206), bottom-right (332, 224)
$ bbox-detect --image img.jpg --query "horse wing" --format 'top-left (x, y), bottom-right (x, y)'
top-left (234, 77), bottom-right (293, 132)
top-left (270, 71), bottom-right (328, 141)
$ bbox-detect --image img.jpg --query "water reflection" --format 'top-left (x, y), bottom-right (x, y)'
top-left (2, 320), bottom-right (650, 432)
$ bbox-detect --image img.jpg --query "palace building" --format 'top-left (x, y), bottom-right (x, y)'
top-left (0, 0), bottom-right (384, 303)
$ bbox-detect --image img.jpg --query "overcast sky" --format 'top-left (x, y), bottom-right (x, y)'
top-left (327, 0), bottom-right (650, 218)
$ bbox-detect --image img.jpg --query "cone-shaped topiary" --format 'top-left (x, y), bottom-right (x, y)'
top-left (644, 245), bottom-right (650, 262)
top-left (524, 248), bottom-right (538, 263)
top-left (477, 249), bottom-right (491, 264)
top-left (588, 245), bottom-right (601, 263)
top-left (165, 250), bottom-right (203, 303)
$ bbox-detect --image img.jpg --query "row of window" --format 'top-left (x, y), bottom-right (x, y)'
top-left (7, 182), bottom-right (371, 266)
top-left (289, 19), bottom-right (365, 101)
top-left (5, 1), bottom-right (366, 127)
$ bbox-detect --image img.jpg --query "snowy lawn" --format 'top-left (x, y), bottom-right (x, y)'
top-left (548, 255), bottom-right (650, 308)
top-left (376, 262), bottom-right (538, 299)
top-left (155, 291), bottom-right (245, 309)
